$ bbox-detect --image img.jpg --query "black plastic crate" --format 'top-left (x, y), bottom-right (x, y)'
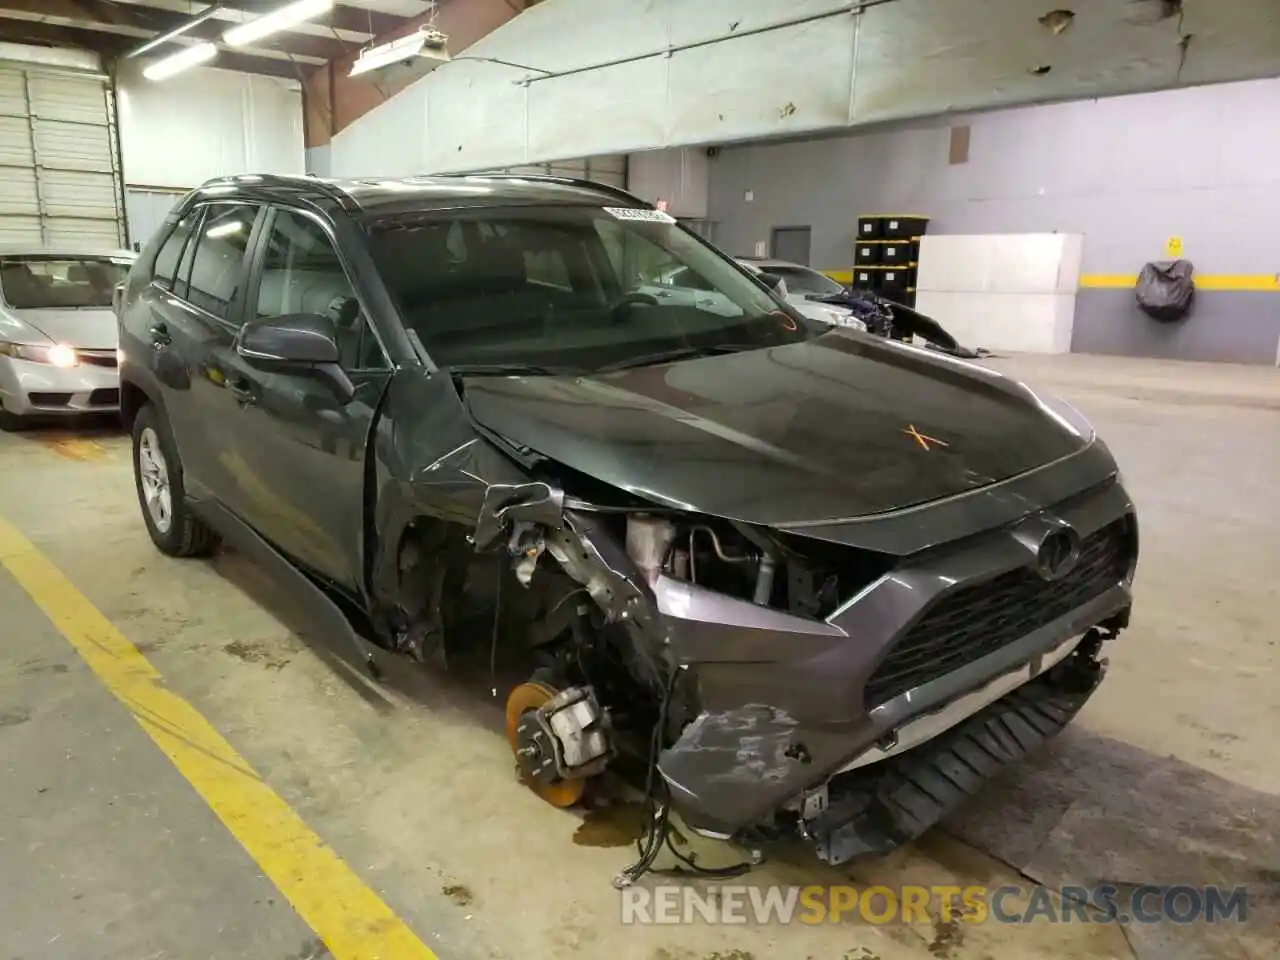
top-left (880, 266), bottom-right (916, 290)
top-left (852, 266), bottom-right (882, 289)
top-left (880, 240), bottom-right (915, 266)
top-left (854, 241), bottom-right (882, 266)
top-left (857, 216), bottom-right (884, 240)
top-left (882, 215), bottom-right (929, 240)
top-left (881, 287), bottom-right (911, 307)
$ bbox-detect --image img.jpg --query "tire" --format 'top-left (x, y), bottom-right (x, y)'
top-left (132, 402), bottom-right (219, 557)
top-left (0, 403), bottom-right (24, 432)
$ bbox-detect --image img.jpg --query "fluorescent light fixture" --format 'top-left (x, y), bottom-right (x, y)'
top-left (127, 5), bottom-right (222, 60)
top-left (349, 28), bottom-right (450, 77)
top-left (223, 0), bottom-right (334, 47)
top-left (143, 41), bottom-right (218, 81)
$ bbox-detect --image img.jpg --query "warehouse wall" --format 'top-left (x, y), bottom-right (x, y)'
top-left (117, 64), bottom-right (304, 245)
top-left (327, 0), bottom-right (1280, 177)
top-left (628, 148), bottom-right (710, 220)
top-left (707, 77), bottom-right (1280, 365)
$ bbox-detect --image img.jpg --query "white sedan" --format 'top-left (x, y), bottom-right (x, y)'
top-left (0, 247), bottom-right (135, 430)
top-left (735, 258), bottom-right (867, 330)
top-left (637, 259), bottom-right (867, 331)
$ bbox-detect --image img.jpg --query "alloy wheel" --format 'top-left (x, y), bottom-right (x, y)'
top-left (137, 426), bottom-right (173, 534)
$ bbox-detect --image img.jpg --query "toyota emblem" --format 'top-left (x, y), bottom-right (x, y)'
top-left (1036, 528), bottom-right (1081, 581)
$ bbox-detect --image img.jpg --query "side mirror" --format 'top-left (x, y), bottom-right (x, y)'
top-left (757, 271), bottom-right (784, 292)
top-left (237, 313), bottom-right (354, 403)
top-left (239, 312), bottom-right (340, 364)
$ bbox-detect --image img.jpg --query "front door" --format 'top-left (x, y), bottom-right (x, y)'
top-left (212, 206), bottom-right (392, 593)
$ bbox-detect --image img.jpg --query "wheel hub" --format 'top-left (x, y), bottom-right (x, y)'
top-left (504, 680), bottom-right (588, 808)
top-left (514, 713), bottom-right (560, 784)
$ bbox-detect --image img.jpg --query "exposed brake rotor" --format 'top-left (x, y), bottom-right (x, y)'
top-left (505, 680), bottom-right (588, 808)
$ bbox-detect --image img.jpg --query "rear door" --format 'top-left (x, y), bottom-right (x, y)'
top-left (211, 205), bottom-right (392, 592)
top-left (138, 201), bottom-right (264, 501)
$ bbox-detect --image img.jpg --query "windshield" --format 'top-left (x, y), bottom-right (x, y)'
top-left (367, 205), bottom-right (823, 372)
top-left (0, 256), bottom-right (130, 309)
top-left (768, 265), bottom-right (846, 297)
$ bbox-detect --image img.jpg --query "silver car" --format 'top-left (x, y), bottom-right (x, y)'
top-left (736, 257), bottom-right (867, 331)
top-left (0, 247), bottom-right (134, 431)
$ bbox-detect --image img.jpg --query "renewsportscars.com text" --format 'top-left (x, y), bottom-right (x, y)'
top-left (619, 884), bottom-right (1248, 926)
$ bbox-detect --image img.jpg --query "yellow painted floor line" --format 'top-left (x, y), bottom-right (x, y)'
top-left (0, 514), bottom-right (440, 960)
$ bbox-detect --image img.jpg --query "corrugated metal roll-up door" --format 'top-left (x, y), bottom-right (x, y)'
top-left (0, 63), bottom-right (125, 247)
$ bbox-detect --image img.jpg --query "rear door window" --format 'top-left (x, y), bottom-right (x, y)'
top-left (182, 203), bottom-right (259, 321)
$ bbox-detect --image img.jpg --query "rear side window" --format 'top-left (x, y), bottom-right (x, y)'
top-left (184, 203), bottom-right (259, 321)
top-left (152, 213), bottom-right (197, 289)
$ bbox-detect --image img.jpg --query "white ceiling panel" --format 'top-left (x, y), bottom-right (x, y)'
top-left (853, 0), bottom-right (1280, 124)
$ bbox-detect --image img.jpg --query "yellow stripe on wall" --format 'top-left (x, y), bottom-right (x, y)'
top-left (821, 270), bottom-right (1279, 292)
top-left (0, 515), bottom-right (442, 960)
top-left (1080, 274), bottom-right (1280, 292)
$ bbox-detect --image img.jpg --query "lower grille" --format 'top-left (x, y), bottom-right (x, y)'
top-left (28, 392), bottom-right (71, 407)
top-left (79, 350), bottom-right (119, 369)
top-left (864, 519), bottom-right (1131, 707)
top-left (89, 388), bottom-right (120, 406)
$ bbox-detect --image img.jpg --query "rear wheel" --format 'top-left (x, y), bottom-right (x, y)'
top-left (132, 403), bottom-right (218, 557)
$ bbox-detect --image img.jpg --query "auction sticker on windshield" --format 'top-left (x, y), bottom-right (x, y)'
top-left (604, 206), bottom-right (676, 223)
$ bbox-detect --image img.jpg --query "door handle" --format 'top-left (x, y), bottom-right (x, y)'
top-left (149, 322), bottom-right (171, 347)
top-left (228, 378), bottom-right (257, 406)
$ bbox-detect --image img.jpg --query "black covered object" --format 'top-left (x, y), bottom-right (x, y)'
top-left (1135, 260), bottom-right (1195, 323)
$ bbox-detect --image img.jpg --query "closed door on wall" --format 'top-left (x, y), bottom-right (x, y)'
top-left (770, 226), bottom-right (811, 265)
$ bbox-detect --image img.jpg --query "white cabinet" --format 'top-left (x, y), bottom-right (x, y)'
top-left (915, 234), bottom-right (1084, 354)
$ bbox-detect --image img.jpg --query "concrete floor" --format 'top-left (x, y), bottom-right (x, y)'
top-left (1, 353), bottom-right (1277, 960)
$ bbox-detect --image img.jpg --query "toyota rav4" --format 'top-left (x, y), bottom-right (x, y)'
top-left (117, 174), bottom-right (1137, 879)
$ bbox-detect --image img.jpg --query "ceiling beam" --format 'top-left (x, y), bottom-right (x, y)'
top-left (304, 3), bottom-right (410, 37)
top-left (0, 15), bottom-right (132, 57)
top-left (0, 0), bottom-right (354, 61)
top-left (0, 11), bottom-right (306, 77)
top-left (150, 1), bottom-right (411, 39)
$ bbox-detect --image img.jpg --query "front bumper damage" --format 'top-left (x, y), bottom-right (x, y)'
top-left (806, 645), bottom-right (1106, 864)
top-left (477, 454), bottom-right (1137, 867)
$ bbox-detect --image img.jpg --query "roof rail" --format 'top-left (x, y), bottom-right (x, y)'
top-left (196, 173), bottom-right (360, 213)
top-left (430, 172), bottom-right (652, 209)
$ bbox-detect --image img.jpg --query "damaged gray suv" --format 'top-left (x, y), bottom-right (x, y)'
top-left (117, 174), bottom-right (1137, 880)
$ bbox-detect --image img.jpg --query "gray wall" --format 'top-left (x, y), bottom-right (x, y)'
top-left (124, 189), bottom-right (185, 250)
top-left (707, 76), bottom-right (1280, 364)
top-left (305, 144), bottom-right (331, 178)
top-left (628, 147), bottom-right (710, 220)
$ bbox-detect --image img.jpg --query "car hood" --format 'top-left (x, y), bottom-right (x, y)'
top-left (461, 332), bottom-right (1091, 527)
top-left (788, 295), bottom-right (850, 325)
top-left (0, 307), bottom-right (118, 349)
